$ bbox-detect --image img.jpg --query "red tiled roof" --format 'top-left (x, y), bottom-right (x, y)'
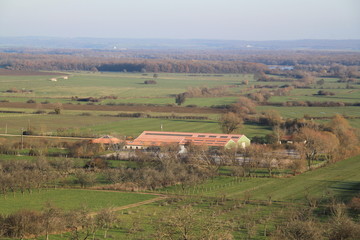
top-left (91, 135), bottom-right (122, 144)
top-left (280, 135), bottom-right (294, 141)
top-left (126, 131), bottom-right (244, 147)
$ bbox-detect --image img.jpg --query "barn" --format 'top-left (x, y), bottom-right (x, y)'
top-left (125, 131), bottom-right (250, 150)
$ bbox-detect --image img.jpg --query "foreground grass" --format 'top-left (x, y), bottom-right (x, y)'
top-left (0, 189), bottom-right (157, 215)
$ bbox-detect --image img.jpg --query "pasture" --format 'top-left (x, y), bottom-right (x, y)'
top-left (0, 109), bottom-right (271, 138)
top-left (1, 71), bottom-right (359, 137)
top-left (160, 154), bottom-right (360, 202)
top-left (0, 72), bottom-right (247, 98)
top-left (0, 189), bottom-right (158, 215)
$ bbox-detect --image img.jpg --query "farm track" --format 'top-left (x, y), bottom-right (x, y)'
top-left (88, 196), bottom-right (167, 217)
top-left (0, 102), bottom-right (224, 114)
top-left (75, 189), bottom-right (167, 216)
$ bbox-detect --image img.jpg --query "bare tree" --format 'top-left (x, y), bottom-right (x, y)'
top-left (175, 93), bottom-right (186, 106)
top-left (41, 203), bottom-right (61, 240)
top-left (74, 169), bottom-right (97, 188)
top-left (155, 205), bottom-right (233, 240)
top-left (295, 127), bottom-right (339, 169)
top-left (219, 112), bottom-right (243, 134)
top-left (96, 208), bottom-right (119, 238)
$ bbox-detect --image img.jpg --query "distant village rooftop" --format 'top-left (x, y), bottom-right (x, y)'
top-left (91, 135), bottom-right (122, 144)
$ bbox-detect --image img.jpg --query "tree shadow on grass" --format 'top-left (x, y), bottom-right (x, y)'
top-left (243, 122), bottom-right (273, 131)
top-left (323, 180), bottom-right (360, 202)
top-left (169, 119), bottom-right (219, 124)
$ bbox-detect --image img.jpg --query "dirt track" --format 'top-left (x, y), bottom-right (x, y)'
top-left (0, 102), bottom-right (224, 114)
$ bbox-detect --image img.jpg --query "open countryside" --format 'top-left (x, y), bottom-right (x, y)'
top-left (0, 46), bottom-right (359, 239)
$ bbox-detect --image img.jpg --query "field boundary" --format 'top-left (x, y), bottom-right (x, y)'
top-left (0, 102), bottom-right (224, 114)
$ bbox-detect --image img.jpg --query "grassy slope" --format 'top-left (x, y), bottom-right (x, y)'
top-left (164, 155), bottom-right (360, 202)
top-left (0, 189), bottom-right (157, 215)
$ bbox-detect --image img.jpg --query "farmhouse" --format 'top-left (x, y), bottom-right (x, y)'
top-left (125, 131), bottom-right (250, 150)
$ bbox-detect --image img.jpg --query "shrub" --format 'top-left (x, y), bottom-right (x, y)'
top-left (79, 112), bottom-right (92, 116)
top-left (315, 90), bottom-right (335, 96)
top-left (33, 110), bottom-right (47, 114)
top-left (23, 129), bottom-right (35, 135)
top-left (144, 80), bottom-right (157, 84)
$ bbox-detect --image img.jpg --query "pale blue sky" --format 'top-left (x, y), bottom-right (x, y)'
top-left (0, 0), bottom-right (359, 40)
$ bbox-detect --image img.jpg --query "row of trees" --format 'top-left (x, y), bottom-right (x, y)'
top-left (0, 52), bottom-right (266, 73)
top-left (2, 48), bottom-right (360, 66)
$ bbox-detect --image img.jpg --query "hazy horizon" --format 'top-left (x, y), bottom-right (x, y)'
top-left (0, 0), bottom-right (359, 41)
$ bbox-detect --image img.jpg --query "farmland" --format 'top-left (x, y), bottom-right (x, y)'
top-left (0, 54), bottom-right (360, 239)
top-left (0, 155), bottom-right (358, 239)
top-left (161, 154), bottom-right (360, 202)
top-left (0, 189), bottom-right (158, 215)
top-left (0, 71), bottom-right (359, 137)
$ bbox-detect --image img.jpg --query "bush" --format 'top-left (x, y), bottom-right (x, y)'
top-left (29, 148), bottom-right (41, 156)
top-left (23, 129), bottom-right (35, 135)
top-left (315, 90), bottom-right (335, 96)
top-left (144, 80), bottom-right (157, 84)
top-left (33, 110), bottom-right (47, 114)
top-left (79, 112), bottom-right (92, 116)
top-left (26, 99), bottom-right (36, 103)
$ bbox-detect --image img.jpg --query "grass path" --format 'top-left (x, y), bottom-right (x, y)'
top-left (88, 195), bottom-right (167, 217)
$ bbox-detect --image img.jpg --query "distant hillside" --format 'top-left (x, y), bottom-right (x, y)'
top-left (0, 37), bottom-right (359, 50)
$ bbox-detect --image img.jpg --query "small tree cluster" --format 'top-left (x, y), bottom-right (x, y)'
top-left (175, 93), bottom-right (186, 106)
top-left (144, 80), bottom-right (157, 84)
top-left (219, 112), bottom-right (243, 134)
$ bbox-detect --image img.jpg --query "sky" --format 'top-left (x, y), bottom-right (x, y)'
top-left (0, 0), bottom-right (359, 40)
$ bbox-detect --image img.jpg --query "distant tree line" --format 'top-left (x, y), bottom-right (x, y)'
top-left (0, 53), bottom-right (266, 74)
top-left (2, 48), bottom-right (360, 66)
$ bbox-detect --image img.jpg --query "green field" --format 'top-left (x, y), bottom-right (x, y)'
top-left (0, 72), bottom-right (248, 98)
top-left (161, 155), bottom-right (360, 202)
top-left (0, 71), bottom-right (359, 138)
top-left (257, 105), bottom-right (360, 118)
top-left (0, 189), bottom-right (157, 215)
top-left (269, 88), bottom-right (360, 103)
top-left (0, 110), bottom-right (271, 138)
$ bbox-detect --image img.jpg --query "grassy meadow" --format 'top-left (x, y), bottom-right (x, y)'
top-left (160, 154), bottom-right (360, 202)
top-left (0, 189), bottom-right (157, 215)
top-left (0, 110), bottom-right (271, 139)
top-left (1, 71), bottom-right (359, 138)
top-left (1, 155), bottom-right (358, 239)
top-left (0, 72), bottom-right (247, 98)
